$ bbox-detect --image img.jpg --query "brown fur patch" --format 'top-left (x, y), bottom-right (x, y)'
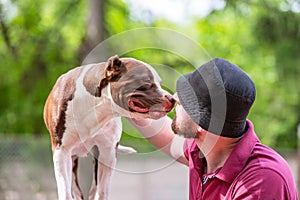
top-left (115, 142), bottom-right (119, 158)
top-left (82, 63), bottom-right (105, 96)
top-left (96, 55), bottom-right (126, 97)
top-left (72, 156), bottom-right (83, 199)
top-left (44, 67), bottom-right (83, 151)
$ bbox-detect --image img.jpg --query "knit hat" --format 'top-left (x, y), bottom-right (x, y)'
top-left (176, 58), bottom-right (256, 138)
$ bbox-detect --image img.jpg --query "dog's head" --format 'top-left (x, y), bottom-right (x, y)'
top-left (98, 55), bottom-right (175, 119)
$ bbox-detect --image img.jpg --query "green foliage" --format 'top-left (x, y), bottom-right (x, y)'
top-left (0, 0), bottom-right (86, 133)
top-left (0, 0), bottom-right (299, 150)
top-left (149, 0), bottom-right (300, 149)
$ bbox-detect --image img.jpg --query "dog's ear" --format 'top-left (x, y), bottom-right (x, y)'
top-left (96, 55), bottom-right (125, 97)
top-left (104, 55), bottom-right (123, 80)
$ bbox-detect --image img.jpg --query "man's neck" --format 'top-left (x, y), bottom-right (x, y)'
top-left (195, 134), bottom-right (241, 174)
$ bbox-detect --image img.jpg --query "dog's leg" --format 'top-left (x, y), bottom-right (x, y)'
top-left (71, 156), bottom-right (84, 200)
top-left (89, 119), bottom-right (121, 200)
top-left (93, 147), bottom-right (117, 200)
top-left (89, 146), bottom-right (99, 200)
top-left (53, 147), bottom-right (73, 200)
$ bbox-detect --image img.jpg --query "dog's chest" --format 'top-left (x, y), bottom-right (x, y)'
top-left (62, 64), bottom-right (122, 153)
top-left (64, 116), bottom-right (122, 157)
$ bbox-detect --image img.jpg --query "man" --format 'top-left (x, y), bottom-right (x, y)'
top-left (131, 58), bottom-right (298, 199)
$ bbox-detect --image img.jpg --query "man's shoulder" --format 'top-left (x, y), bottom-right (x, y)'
top-left (231, 143), bottom-right (297, 199)
top-left (232, 167), bottom-right (298, 199)
top-left (249, 143), bottom-right (291, 174)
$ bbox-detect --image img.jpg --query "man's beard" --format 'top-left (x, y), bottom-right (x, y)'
top-left (171, 114), bottom-right (198, 138)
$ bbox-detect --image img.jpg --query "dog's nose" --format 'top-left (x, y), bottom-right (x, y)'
top-left (164, 94), bottom-right (176, 112)
top-left (165, 94), bottom-right (176, 104)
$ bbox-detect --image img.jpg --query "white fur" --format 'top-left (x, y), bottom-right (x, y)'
top-left (51, 61), bottom-right (170, 200)
top-left (52, 65), bottom-right (133, 200)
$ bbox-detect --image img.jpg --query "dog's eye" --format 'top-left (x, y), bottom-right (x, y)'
top-left (137, 83), bottom-right (152, 90)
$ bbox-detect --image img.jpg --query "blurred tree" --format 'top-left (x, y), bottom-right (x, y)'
top-left (252, 3), bottom-right (300, 148)
top-left (0, 0), bottom-right (299, 150)
top-left (0, 0), bottom-right (138, 135)
top-left (208, 0), bottom-right (300, 148)
top-left (0, 0), bottom-right (86, 134)
top-left (78, 0), bottom-right (107, 59)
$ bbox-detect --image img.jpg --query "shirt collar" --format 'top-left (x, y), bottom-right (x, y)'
top-left (189, 141), bottom-right (204, 177)
top-left (215, 119), bottom-right (259, 183)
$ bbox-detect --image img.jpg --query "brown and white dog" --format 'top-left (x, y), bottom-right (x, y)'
top-left (43, 55), bottom-right (175, 200)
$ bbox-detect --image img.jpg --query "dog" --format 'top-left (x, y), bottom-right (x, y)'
top-left (43, 55), bottom-right (175, 200)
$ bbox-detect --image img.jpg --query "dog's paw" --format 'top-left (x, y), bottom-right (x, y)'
top-left (117, 145), bottom-right (137, 154)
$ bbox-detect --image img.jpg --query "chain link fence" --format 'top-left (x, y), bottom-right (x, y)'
top-left (0, 135), bottom-right (190, 200)
top-left (0, 134), bottom-right (298, 200)
top-left (0, 135), bottom-right (57, 200)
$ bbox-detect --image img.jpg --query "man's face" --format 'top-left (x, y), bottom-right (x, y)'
top-left (171, 93), bottom-right (199, 138)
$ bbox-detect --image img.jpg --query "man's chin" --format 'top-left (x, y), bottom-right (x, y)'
top-left (171, 120), bottom-right (197, 139)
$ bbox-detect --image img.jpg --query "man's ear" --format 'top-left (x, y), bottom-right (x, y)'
top-left (96, 55), bottom-right (125, 97)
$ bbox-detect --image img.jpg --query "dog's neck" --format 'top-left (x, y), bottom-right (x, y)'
top-left (89, 83), bottom-right (132, 128)
top-left (105, 83), bottom-right (133, 118)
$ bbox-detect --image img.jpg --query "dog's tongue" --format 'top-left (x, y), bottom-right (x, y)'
top-left (128, 98), bottom-right (149, 113)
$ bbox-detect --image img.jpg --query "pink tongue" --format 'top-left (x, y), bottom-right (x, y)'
top-left (128, 98), bottom-right (149, 113)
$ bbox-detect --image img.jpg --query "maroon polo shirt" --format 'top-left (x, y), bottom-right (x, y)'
top-left (183, 120), bottom-right (298, 200)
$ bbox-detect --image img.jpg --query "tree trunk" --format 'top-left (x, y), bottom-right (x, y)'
top-left (78, 0), bottom-right (107, 60)
top-left (0, 4), bottom-right (17, 58)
